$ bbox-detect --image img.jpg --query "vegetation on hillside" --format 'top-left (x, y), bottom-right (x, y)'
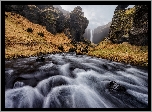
top-left (87, 40), bottom-right (148, 67)
top-left (5, 11), bottom-right (148, 67)
top-left (5, 12), bottom-right (83, 59)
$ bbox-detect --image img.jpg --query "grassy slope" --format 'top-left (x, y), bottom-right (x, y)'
top-left (5, 11), bottom-right (148, 67)
top-left (87, 7), bottom-right (148, 67)
top-left (5, 12), bottom-right (74, 59)
top-left (87, 40), bottom-right (148, 67)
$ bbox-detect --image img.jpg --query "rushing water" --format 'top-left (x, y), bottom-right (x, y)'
top-left (5, 53), bottom-right (148, 108)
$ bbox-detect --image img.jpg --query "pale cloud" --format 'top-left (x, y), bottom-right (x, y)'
top-left (60, 5), bottom-right (135, 30)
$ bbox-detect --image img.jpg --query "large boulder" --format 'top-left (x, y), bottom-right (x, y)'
top-left (107, 5), bottom-right (148, 46)
top-left (107, 81), bottom-right (126, 93)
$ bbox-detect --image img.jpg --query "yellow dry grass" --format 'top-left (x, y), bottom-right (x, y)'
top-left (125, 7), bottom-right (136, 15)
top-left (88, 41), bottom-right (148, 67)
top-left (5, 12), bottom-right (148, 67)
top-left (5, 12), bottom-right (74, 59)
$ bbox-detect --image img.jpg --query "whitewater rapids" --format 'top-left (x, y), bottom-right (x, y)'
top-left (5, 53), bottom-right (148, 108)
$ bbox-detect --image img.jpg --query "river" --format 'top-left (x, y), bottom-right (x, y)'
top-left (5, 53), bottom-right (148, 108)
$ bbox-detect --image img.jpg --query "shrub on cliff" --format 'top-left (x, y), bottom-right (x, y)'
top-left (26, 28), bottom-right (33, 33)
top-left (58, 46), bottom-right (64, 52)
top-left (69, 48), bottom-right (76, 52)
top-left (37, 32), bottom-right (44, 37)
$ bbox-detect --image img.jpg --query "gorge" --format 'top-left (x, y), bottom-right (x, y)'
top-left (4, 4), bottom-right (149, 109)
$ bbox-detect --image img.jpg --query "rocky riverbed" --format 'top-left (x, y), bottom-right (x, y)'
top-left (5, 53), bottom-right (148, 108)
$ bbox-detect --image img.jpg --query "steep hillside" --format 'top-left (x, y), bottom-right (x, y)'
top-left (5, 5), bottom-right (89, 43)
top-left (5, 12), bottom-right (74, 59)
top-left (88, 40), bottom-right (148, 67)
top-left (5, 5), bottom-right (148, 68)
top-left (87, 5), bottom-right (148, 67)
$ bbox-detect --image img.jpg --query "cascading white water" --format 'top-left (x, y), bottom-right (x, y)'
top-left (90, 29), bottom-right (93, 42)
top-left (5, 53), bottom-right (148, 108)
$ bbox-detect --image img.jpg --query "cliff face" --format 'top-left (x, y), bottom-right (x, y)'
top-left (93, 22), bottom-right (111, 44)
top-left (53, 5), bottom-right (70, 16)
top-left (5, 5), bottom-right (89, 42)
top-left (67, 6), bottom-right (89, 42)
top-left (107, 5), bottom-right (148, 46)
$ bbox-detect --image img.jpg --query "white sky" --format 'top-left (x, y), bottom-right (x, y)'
top-left (60, 5), bottom-right (135, 30)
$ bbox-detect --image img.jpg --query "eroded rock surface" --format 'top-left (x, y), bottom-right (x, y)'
top-left (5, 5), bottom-right (89, 42)
top-left (107, 5), bottom-right (148, 46)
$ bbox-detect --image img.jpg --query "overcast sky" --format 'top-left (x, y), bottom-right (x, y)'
top-left (60, 5), bottom-right (135, 30)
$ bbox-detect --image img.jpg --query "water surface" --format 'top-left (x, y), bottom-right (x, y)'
top-left (5, 53), bottom-right (148, 108)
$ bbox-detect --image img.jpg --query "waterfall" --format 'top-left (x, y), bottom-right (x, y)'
top-left (5, 53), bottom-right (148, 108)
top-left (90, 29), bottom-right (93, 42)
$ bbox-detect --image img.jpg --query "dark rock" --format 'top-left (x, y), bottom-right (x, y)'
top-left (36, 56), bottom-right (45, 62)
top-left (128, 5), bottom-right (148, 46)
top-left (5, 5), bottom-right (89, 43)
top-left (107, 81), bottom-right (126, 93)
top-left (39, 7), bottom-right (57, 34)
top-left (65, 6), bottom-right (89, 42)
top-left (22, 5), bottom-right (41, 24)
top-left (35, 5), bottom-right (53, 10)
top-left (53, 5), bottom-right (70, 16)
top-left (115, 5), bottom-right (129, 10)
top-left (76, 52), bottom-right (83, 55)
top-left (5, 5), bottom-right (25, 13)
top-left (13, 81), bottom-right (25, 88)
top-left (81, 48), bottom-right (88, 53)
top-left (107, 5), bottom-right (148, 46)
top-left (93, 22), bottom-right (111, 44)
top-left (58, 46), bottom-right (64, 52)
top-left (69, 48), bottom-right (76, 52)
top-left (5, 5), bottom-right (41, 24)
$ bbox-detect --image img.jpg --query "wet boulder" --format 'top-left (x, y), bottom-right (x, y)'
top-left (107, 81), bottom-right (126, 93)
top-left (36, 56), bottom-right (45, 62)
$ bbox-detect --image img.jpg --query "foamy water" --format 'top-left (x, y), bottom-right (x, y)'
top-left (5, 53), bottom-right (148, 108)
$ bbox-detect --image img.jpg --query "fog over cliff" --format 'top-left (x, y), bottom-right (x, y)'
top-left (60, 5), bottom-right (134, 30)
top-left (59, 5), bottom-right (134, 44)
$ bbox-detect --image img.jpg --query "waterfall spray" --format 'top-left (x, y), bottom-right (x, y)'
top-left (90, 29), bottom-right (93, 43)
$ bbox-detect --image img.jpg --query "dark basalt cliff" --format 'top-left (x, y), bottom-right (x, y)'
top-left (5, 5), bottom-right (89, 42)
top-left (107, 5), bottom-right (148, 46)
top-left (67, 6), bottom-right (89, 42)
top-left (92, 22), bottom-right (111, 44)
top-left (53, 5), bottom-right (70, 16)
